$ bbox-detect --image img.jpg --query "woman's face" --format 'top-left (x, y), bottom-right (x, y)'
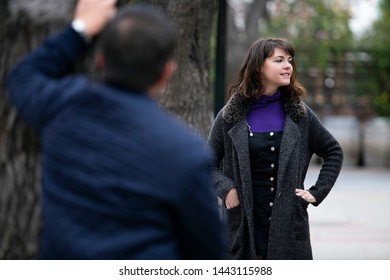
top-left (260, 47), bottom-right (293, 95)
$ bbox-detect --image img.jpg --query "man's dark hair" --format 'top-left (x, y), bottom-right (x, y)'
top-left (99, 4), bottom-right (177, 91)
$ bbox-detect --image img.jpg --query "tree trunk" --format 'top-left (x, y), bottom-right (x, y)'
top-left (0, 0), bottom-right (218, 259)
top-left (146, 0), bottom-right (218, 137)
top-left (0, 0), bottom-right (75, 260)
top-left (227, 0), bottom-right (269, 89)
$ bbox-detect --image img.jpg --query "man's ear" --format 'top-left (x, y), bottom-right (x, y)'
top-left (94, 51), bottom-right (105, 72)
top-left (148, 60), bottom-right (177, 97)
top-left (160, 60), bottom-right (177, 84)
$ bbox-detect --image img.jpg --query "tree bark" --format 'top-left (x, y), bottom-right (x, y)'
top-left (0, 0), bottom-right (75, 260)
top-left (146, 0), bottom-right (218, 137)
top-left (226, 0), bottom-right (269, 89)
top-left (0, 0), bottom-right (218, 259)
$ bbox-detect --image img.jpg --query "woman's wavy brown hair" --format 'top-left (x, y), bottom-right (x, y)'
top-left (228, 38), bottom-right (306, 100)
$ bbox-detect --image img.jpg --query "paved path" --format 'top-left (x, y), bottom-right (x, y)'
top-left (306, 165), bottom-right (390, 259)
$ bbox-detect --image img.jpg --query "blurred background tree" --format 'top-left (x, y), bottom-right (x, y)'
top-left (354, 0), bottom-right (390, 117)
top-left (266, 0), bottom-right (353, 71)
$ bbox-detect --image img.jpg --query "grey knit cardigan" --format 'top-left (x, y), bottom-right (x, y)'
top-left (206, 91), bottom-right (343, 260)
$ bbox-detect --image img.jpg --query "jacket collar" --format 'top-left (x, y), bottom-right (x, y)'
top-left (222, 89), bottom-right (306, 125)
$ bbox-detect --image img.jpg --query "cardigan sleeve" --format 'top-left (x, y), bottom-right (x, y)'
top-left (206, 110), bottom-right (237, 202)
top-left (306, 105), bottom-right (344, 206)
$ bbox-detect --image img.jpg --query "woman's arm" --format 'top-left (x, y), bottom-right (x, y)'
top-left (206, 110), bottom-right (237, 203)
top-left (306, 106), bottom-right (344, 206)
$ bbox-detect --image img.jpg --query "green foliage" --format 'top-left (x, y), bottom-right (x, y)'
top-left (265, 0), bottom-right (353, 73)
top-left (355, 0), bottom-right (390, 116)
top-left (265, 0), bottom-right (390, 117)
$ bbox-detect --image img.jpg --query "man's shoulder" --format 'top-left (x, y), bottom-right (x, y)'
top-left (148, 111), bottom-right (209, 156)
top-left (157, 113), bottom-right (205, 146)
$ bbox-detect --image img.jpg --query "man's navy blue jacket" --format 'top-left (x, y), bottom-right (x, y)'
top-left (6, 27), bottom-right (223, 259)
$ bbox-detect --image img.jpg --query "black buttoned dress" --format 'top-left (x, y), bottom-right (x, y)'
top-left (248, 130), bottom-right (282, 257)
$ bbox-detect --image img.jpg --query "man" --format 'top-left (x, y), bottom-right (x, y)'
top-left (6, 0), bottom-right (223, 259)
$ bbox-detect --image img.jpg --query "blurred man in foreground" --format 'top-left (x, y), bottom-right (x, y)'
top-left (6, 0), bottom-right (223, 259)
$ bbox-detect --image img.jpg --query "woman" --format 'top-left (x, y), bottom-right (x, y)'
top-left (207, 38), bottom-right (343, 260)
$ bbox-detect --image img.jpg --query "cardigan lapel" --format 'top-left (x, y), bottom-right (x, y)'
top-left (278, 115), bottom-right (300, 184)
top-left (228, 119), bottom-right (253, 213)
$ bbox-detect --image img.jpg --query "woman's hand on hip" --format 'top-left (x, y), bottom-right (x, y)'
top-left (225, 188), bottom-right (240, 209)
top-left (295, 188), bottom-right (316, 203)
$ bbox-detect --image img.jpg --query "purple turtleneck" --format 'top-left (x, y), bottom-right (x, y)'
top-left (246, 91), bottom-right (286, 132)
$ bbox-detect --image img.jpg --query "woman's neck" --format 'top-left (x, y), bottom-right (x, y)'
top-left (261, 86), bottom-right (278, 96)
